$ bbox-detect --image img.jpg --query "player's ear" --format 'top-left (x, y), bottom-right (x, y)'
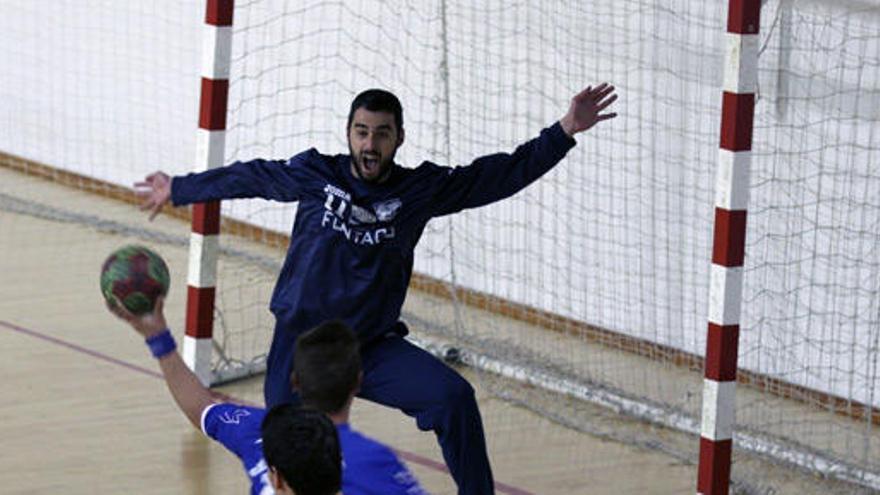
top-left (290, 372), bottom-right (301, 392)
top-left (354, 371), bottom-right (363, 394)
top-left (268, 466), bottom-right (288, 492)
top-left (396, 127), bottom-right (405, 147)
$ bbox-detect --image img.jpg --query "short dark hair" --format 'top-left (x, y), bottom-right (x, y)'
top-left (294, 320), bottom-right (361, 414)
top-left (261, 404), bottom-right (341, 495)
top-left (347, 89), bottom-right (404, 131)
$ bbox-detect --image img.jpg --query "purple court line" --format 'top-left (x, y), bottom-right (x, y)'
top-left (0, 319), bottom-right (163, 380)
top-left (0, 319), bottom-right (536, 495)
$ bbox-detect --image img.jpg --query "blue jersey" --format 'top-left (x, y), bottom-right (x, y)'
top-left (201, 403), bottom-right (427, 494)
top-left (337, 423), bottom-right (428, 495)
top-left (172, 123), bottom-right (576, 344)
top-left (201, 404), bottom-right (273, 495)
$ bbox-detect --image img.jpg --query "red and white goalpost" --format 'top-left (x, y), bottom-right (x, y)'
top-left (183, 0), bottom-right (233, 385)
top-left (698, 1), bottom-right (760, 493)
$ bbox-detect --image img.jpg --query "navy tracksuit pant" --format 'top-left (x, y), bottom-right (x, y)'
top-left (265, 324), bottom-right (495, 495)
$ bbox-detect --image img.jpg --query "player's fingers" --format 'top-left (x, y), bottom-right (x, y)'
top-left (589, 82), bottom-right (609, 98)
top-left (106, 300), bottom-right (133, 322)
top-left (105, 300), bottom-right (119, 317)
top-left (594, 85), bottom-right (615, 102)
top-left (574, 86), bottom-right (592, 101)
top-left (597, 112), bottom-right (618, 121)
top-left (154, 295), bottom-right (165, 315)
top-left (596, 94), bottom-right (618, 111)
top-left (118, 309), bottom-right (136, 322)
top-left (148, 205), bottom-right (161, 221)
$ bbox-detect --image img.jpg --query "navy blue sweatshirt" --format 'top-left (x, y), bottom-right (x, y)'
top-left (171, 122), bottom-right (576, 343)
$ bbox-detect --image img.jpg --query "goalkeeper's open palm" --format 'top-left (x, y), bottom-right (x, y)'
top-left (135, 171), bottom-right (172, 221)
top-left (560, 83), bottom-right (618, 137)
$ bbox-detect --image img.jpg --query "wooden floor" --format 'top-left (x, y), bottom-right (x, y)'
top-left (0, 167), bottom-right (865, 494)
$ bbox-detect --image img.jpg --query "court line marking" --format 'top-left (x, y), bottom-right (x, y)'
top-left (0, 319), bottom-right (535, 495)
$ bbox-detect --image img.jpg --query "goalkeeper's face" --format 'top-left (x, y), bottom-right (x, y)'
top-left (348, 108), bottom-right (404, 184)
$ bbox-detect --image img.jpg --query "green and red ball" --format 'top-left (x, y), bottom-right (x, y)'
top-left (100, 245), bottom-right (170, 315)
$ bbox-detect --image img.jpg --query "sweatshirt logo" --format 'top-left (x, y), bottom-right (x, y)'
top-left (350, 204), bottom-right (377, 225)
top-left (323, 183), bottom-right (351, 201)
top-left (373, 198), bottom-right (402, 222)
top-left (321, 183), bottom-right (396, 246)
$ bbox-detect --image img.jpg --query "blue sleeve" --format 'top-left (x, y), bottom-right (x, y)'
top-left (428, 122), bottom-right (576, 217)
top-left (201, 403), bottom-right (267, 461)
top-left (201, 404), bottom-right (274, 495)
top-left (170, 148), bottom-right (318, 206)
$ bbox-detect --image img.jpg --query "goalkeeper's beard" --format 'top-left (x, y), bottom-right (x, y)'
top-left (350, 146), bottom-right (395, 184)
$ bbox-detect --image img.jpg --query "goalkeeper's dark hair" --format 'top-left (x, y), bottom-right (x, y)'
top-left (347, 89), bottom-right (404, 132)
top-left (261, 404), bottom-right (341, 495)
top-left (294, 320), bottom-right (362, 414)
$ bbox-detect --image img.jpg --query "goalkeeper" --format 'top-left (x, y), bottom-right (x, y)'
top-left (137, 83), bottom-right (618, 494)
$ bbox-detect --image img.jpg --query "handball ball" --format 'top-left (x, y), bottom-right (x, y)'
top-left (100, 245), bottom-right (170, 315)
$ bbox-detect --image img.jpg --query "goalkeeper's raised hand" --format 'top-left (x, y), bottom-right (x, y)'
top-left (559, 82), bottom-right (618, 137)
top-left (135, 171), bottom-right (172, 221)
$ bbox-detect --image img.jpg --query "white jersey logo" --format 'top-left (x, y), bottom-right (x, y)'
top-left (218, 408), bottom-right (251, 425)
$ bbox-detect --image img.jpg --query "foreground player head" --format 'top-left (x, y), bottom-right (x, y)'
top-left (346, 89), bottom-right (405, 184)
top-left (261, 404), bottom-right (342, 495)
top-left (293, 320), bottom-right (362, 415)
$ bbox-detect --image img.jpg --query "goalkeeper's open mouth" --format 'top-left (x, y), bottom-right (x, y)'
top-left (358, 153), bottom-right (384, 179)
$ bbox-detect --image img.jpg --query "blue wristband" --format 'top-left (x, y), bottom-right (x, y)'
top-left (145, 329), bottom-right (176, 359)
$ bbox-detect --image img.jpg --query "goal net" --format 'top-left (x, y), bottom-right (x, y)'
top-left (1, 0), bottom-right (879, 489)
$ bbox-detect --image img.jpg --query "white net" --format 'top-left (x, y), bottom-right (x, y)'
top-left (2, 0), bottom-right (880, 490)
top-left (739, 0), bottom-right (880, 478)
top-left (222, 0), bottom-right (880, 487)
top-left (220, 0), bottom-right (722, 390)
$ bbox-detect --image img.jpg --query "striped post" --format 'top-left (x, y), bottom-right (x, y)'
top-left (697, 1), bottom-right (760, 494)
top-left (183, 0), bottom-right (234, 386)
